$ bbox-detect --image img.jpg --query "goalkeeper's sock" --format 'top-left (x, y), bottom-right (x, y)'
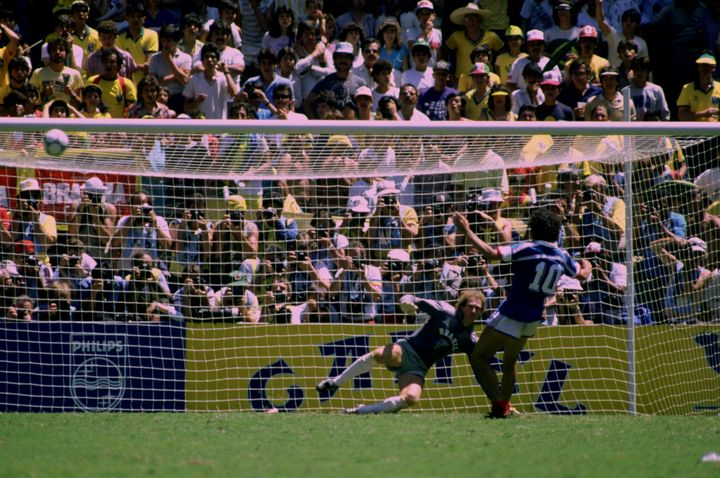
top-left (357, 396), bottom-right (408, 414)
top-left (332, 352), bottom-right (374, 387)
top-left (491, 400), bottom-right (510, 417)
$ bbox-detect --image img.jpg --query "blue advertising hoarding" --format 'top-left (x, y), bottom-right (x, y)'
top-left (0, 322), bottom-right (185, 412)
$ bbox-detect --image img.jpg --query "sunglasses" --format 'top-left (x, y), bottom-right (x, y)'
top-left (274, 94), bottom-right (290, 99)
top-left (364, 48), bottom-right (379, 54)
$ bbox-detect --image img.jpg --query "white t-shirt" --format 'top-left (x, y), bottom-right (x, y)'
top-left (400, 68), bottom-right (434, 92)
top-left (182, 71), bottom-right (232, 119)
top-left (508, 56), bottom-right (560, 90)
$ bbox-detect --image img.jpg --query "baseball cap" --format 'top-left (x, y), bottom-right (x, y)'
top-left (541, 70), bottom-right (562, 86)
top-left (555, 0), bottom-right (573, 10)
top-left (479, 188), bottom-right (504, 203)
top-left (415, 0), bottom-right (434, 12)
top-left (433, 60), bottom-right (451, 72)
top-left (411, 38), bottom-right (431, 54)
top-left (334, 41), bottom-right (354, 56)
top-left (579, 25), bottom-right (598, 39)
top-left (469, 62), bottom-right (491, 76)
top-left (19, 178), bottom-right (40, 193)
top-left (227, 195), bottom-right (247, 211)
top-left (505, 25), bottom-right (523, 38)
top-left (228, 270), bottom-right (250, 286)
top-left (526, 29), bottom-right (544, 42)
top-left (348, 196), bottom-right (371, 213)
top-left (354, 86), bottom-right (372, 99)
top-left (83, 176), bottom-right (107, 194)
top-left (696, 53), bottom-right (717, 66)
top-left (599, 67), bottom-right (620, 77)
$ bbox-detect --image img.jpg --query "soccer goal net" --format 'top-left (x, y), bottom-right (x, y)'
top-left (0, 118), bottom-right (718, 415)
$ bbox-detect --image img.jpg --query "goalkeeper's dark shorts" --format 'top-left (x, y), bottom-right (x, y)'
top-left (386, 339), bottom-right (429, 380)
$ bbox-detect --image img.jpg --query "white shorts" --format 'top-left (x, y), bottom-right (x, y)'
top-left (487, 310), bottom-right (540, 339)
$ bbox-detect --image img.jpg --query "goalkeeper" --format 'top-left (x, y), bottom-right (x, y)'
top-left (316, 291), bottom-right (484, 414)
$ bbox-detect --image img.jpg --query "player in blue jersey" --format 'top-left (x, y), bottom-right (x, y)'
top-left (453, 207), bottom-right (592, 418)
top-left (316, 290), bottom-right (485, 414)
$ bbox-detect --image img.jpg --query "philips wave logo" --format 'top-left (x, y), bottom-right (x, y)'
top-left (70, 335), bottom-right (127, 412)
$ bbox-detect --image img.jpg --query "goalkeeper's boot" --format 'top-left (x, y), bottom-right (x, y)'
top-left (316, 378), bottom-right (339, 393)
top-left (343, 406), bottom-right (362, 414)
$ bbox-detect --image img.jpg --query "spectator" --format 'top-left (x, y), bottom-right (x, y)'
top-left (200, 21), bottom-right (245, 89)
top-left (122, 250), bottom-right (175, 321)
top-left (537, 70), bottom-right (574, 121)
top-left (145, 0), bottom-right (181, 32)
top-left (336, 0), bottom-right (375, 39)
top-left (446, 92), bottom-right (469, 121)
top-left (677, 53), bottom-right (720, 122)
top-left (458, 45), bottom-right (501, 93)
top-left (557, 58), bottom-right (602, 120)
top-left (303, 0), bottom-right (327, 38)
top-left (353, 86), bottom-right (374, 120)
top-left (111, 191), bottom-right (173, 273)
top-left (261, 5), bottom-right (296, 55)
top-left (243, 49), bottom-right (293, 117)
top-left (68, 0), bottom-right (100, 59)
top-left (183, 42), bottom-right (239, 119)
top-left (445, 3), bottom-right (503, 81)
top-left (83, 20), bottom-right (137, 80)
top-left (597, 4), bottom-right (648, 68)
top-left (331, 22), bottom-right (365, 69)
top-left (268, 83), bottom-right (306, 120)
top-left (510, 63), bottom-right (544, 116)
top-left (563, 25), bottom-right (609, 85)
top-left (205, 0), bottom-right (242, 49)
top-left (13, 178), bottom-right (58, 256)
top-left (370, 59), bottom-right (399, 111)
top-left (303, 41), bottom-right (366, 119)
top-left (400, 39), bottom-right (434, 92)
top-left (295, 20), bottom-right (330, 109)
top-left (584, 66), bottom-right (636, 121)
top-left (507, 29), bottom-right (559, 91)
top-left (237, 0), bottom-right (268, 74)
top-left (651, 236), bottom-right (711, 324)
top-left (406, 0), bottom-right (442, 69)
top-left (544, 0), bottom-right (579, 50)
top-left (629, 56), bottom-right (670, 121)
top-left (330, 241), bottom-right (382, 323)
top-left (169, 195), bottom-right (213, 272)
top-left (352, 37), bottom-right (385, 89)
top-left (378, 17), bottom-right (409, 72)
top-left (417, 60), bottom-right (457, 121)
top-left (212, 195), bottom-right (259, 277)
top-left (616, 39), bottom-right (638, 89)
top-left (380, 248), bottom-right (413, 324)
top-left (495, 25), bottom-right (527, 87)
top-left (464, 62), bottom-right (492, 121)
top-left (30, 38), bottom-right (84, 107)
top-left (179, 13), bottom-right (204, 58)
top-left (580, 241), bottom-right (629, 324)
top-left (41, 14), bottom-right (84, 72)
top-left (67, 176), bottom-right (117, 261)
top-left (117, 2), bottom-right (159, 85)
top-left (149, 24), bottom-right (191, 115)
top-left (367, 180), bottom-right (419, 259)
top-left (172, 265), bottom-right (214, 320)
top-left (581, 174), bottom-right (625, 252)
top-left (519, 0), bottom-right (555, 32)
top-left (87, 47), bottom-right (137, 118)
top-left (127, 75), bottom-right (175, 118)
top-left (482, 86), bottom-right (515, 121)
top-left (276, 47), bottom-right (302, 110)
top-left (0, 58), bottom-right (30, 109)
top-left (395, 83), bottom-right (430, 122)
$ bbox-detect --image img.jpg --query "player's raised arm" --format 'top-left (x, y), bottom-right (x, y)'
top-left (451, 212), bottom-right (501, 261)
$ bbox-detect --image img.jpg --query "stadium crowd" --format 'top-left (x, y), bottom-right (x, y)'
top-left (0, 0), bottom-right (720, 325)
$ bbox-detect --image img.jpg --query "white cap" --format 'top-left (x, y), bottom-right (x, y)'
top-left (354, 86), bottom-right (372, 99)
top-left (688, 237), bottom-right (707, 254)
top-left (83, 176), bottom-right (107, 194)
top-left (334, 42), bottom-right (354, 56)
top-left (348, 195), bottom-right (371, 213)
top-left (387, 249), bottom-right (410, 262)
top-left (585, 241), bottom-right (603, 254)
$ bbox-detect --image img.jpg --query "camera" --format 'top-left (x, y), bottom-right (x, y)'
top-left (141, 204), bottom-right (153, 216)
top-left (25, 255), bottom-right (37, 266)
top-left (194, 276), bottom-right (205, 286)
top-left (423, 258), bottom-right (439, 270)
top-left (191, 210), bottom-right (203, 220)
top-left (231, 285), bottom-right (245, 297)
top-left (467, 255), bottom-right (482, 267)
top-left (262, 207), bottom-right (277, 220)
top-left (297, 251), bottom-right (307, 262)
top-left (229, 210), bottom-right (244, 222)
top-left (68, 255), bottom-right (80, 267)
top-left (387, 260), bottom-right (403, 272)
top-left (583, 189), bottom-right (596, 202)
top-left (86, 193), bottom-right (101, 204)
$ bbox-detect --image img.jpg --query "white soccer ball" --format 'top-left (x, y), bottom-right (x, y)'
top-left (43, 129), bottom-right (69, 156)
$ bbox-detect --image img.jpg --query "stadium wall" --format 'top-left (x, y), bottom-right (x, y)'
top-left (3, 322), bottom-right (717, 414)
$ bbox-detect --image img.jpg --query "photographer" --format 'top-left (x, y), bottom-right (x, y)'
top-left (367, 180), bottom-right (419, 261)
top-left (211, 272), bottom-right (261, 323)
top-left (169, 196), bottom-right (213, 272)
top-left (68, 177), bottom-right (117, 261)
top-left (580, 241), bottom-right (629, 324)
top-left (380, 249), bottom-right (413, 324)
top-left (330, 241), bottom-right (382, 323)
top-left (257, 198), bottom-right (299, 252)
top-left (580, 174), bottom-right (625, 253)
top-left (172, 264), bottom-right (214, 321)
top-left (212, 194), bottom-right (259, 280)
top-left (86, 264), bottom-right (124, 321)
top-left (122, 251), bottom-right (174, 322)
top-left (111, 191), bottom-right (173, 274)
top-left (288, 231), bottom-right (333, 306)
top-left (13, 178), bottom-right (58, 256)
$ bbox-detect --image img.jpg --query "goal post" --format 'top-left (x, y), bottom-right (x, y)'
top-left (0, 118), bottom-right (718, 414)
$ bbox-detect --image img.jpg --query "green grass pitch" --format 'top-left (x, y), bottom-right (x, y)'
top-left (1, 414), bottom-right (719, 478)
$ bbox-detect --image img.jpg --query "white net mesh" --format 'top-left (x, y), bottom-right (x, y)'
top-left (0, 119), bottom-right (718, 414)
